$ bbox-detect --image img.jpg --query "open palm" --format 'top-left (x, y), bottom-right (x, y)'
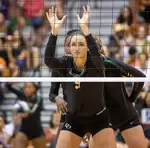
top-left (46, 7), bottom-right (66, 35)
top-left (77, 5), bottom-right (90, 27)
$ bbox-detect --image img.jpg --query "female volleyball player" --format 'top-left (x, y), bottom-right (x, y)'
top-left (49, 29), bottom-right (88, 147)
top-left (45, 6), bottom-right (117, 148)
top-left (6, 83), bottom-right (46, 148)
top-left (48, 29), bottom-right (78, 145)
top-left (87, 36), bottom-right (147, 148)
top-left (102, 57), bottom-right (147, 148)
top-left (49, 34), bottom-right (147, 148)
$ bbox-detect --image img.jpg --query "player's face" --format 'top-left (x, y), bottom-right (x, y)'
top-left (139, 54), bottom-right (147, 64)
top-left (13, 30), bottom-right (20, 40)
top-left (138, 26), bottom-right (147, 39)
top-left (0, 117), bottom-right (4, 129)
top-left (24, 83), bottom-right (36, 97)
top-left (122, 7), bottom-right (130, 18)
top-left (70, 35), bottom-right (88, 58)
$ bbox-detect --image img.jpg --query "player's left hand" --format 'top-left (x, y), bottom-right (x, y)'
top-left (76, 5), bottom-right (90, 27)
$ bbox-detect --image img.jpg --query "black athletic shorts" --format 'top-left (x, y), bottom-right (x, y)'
top-left (118, 115), bottom-right (141, 132)
top-left (20, 127), bottom-right (44, 140)
top-left (60, 115), bottom-right (66, 123)
top-left (62, 108), bottom-right (111, 137)
top-left (142, 125), bottom-right (150, 139)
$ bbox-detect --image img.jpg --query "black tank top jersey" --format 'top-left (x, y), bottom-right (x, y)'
top-left (45, 34), bottom-right (105, 116)
top-left (6, 84), bottom-right (43, 131)
top-left (103, 57), bottom-right (145, 127)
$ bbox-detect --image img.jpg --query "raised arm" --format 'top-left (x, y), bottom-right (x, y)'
top-left (44, 7), bottom-right (67, 71)
top-left (6, 83), bottom-right (25, 99)
top-left (77, 6), bottom-right (105, 72)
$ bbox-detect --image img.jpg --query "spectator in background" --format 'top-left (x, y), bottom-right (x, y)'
top-left (0, 12), bottom-right (7, 36)
top-left (5, 29), bottom-right (30, 75)
top-left (138, 53), bottom-right (148, 75)
top-left (15, 16), bottom-right (40, 71)
top-left (7, 0), bottom-right (18, 19)
top-left (0, 36), bottom-right (19, 77)
top-left (138, 53), bottom-right (150, 91)
top-left (125, 46), bottom-right (140, 68)
top-left (141, 24), bottom-right (150, 58)
top-left (0, 37), bottom-right (9, 77)
top-left (138, 0), bottom-right (150, 23)
top-left (3, 113), bottom-right (21, 148)
top-left (7, 15), bottom-right (31, 36)
top-left (16, 16), bottom-right (36, 47)
top-left (135, 24), bottom-right (148, 54)
top-left (0, 114), bottom-right (9, 148)
top-left (129, 0), bottom-right (150, 23)
top-left (0, 0), bottom-right (8, 19)
top-left (111, 6), bottom-right (134, 47)
top-left (18, 0), bottom-right (44, 29)
top-left (120, 32), bottom-right (135, 62)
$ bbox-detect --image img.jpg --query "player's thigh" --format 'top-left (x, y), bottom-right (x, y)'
top-left (15, 132), bottom-right (29, 148)
top-left (32, 136), bottom-right (46, 148)
top-left (92, 128), bottom-right (117, 148)
top-left (56, 130), bottom-right (82, 148)
top-left (121, 125), bottom-right (147, 148)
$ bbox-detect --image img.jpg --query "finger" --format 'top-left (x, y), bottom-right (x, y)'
top-left (62, 104), bottom-right (67, 113)
top-left (59, 108), bottom-right (64, 115)
top-left (57, 107), bottom-right (61, 113)
top-left (76, 14), bottom-right (80, 22)
top-left (87, 5), bottom-right (91, 13)
top-left (83, 6), bottom-right (87, 13)
top-left (64, 101), bottom-right (67, 105)
top-left (61, 15), bottom-right (67, 24)
top-left (49, 9), bottom-right (52, 18)
top-left (61, 104), bottom-right (67, 114)
top-left (55, 7), bottom-right (57, 18)
top-left (63, 104), bottom-right (67, 112)
top-left (57, 105), bottom-right (62, 113)
top-left (46, 12), bottom-right (49, 20)
top-left (52, 7), bottom-right (55, 18)
top-left (52, 7), bottom-right (54, 13)
top-left (60, 105), bottom-right (66, 114)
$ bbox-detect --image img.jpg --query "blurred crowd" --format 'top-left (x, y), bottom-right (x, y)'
top-left (0, 0), bottom-right (53, 77)
top-left (0, 0), bottom-right (150, 78)
top-left (0, 0), bottom-right (150, 148)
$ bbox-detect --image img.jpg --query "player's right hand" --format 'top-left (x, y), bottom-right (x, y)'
top-left (55, 96), bottom-right (67, 115)
top-left (46, 7), bottom-right (67, 36)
